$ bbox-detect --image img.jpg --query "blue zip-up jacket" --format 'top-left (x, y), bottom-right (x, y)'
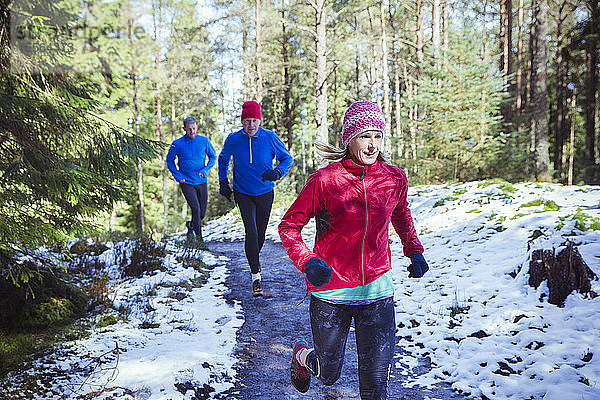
top-left (166, 134), bottom-right (217, 185)
top-left (218, 127), bottom-right (293, 196)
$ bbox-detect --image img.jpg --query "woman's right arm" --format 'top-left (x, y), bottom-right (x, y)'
top-left (278, 174), bottom-right (321, 273)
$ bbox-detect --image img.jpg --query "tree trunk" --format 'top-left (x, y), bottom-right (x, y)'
top-left (255, 0), bottom-right (263, 102)
top-left (379, 0), bottom-right (391, 147)
top-left (0, 0), bottom-right (9, 71)
top-left (500, 0), bottom-right (513, 131)
top-left (333, 67), bottom-right (340, 148)
top-left (569, 87), bottom-right (576, 185)
top-left (516, 0), bottom-right (524, 133)
top-left (584, 0), bottom-right (598, 176)
top-left (281, 0), bottom-right (294, 183)
top-left (432, 0), bottom-right (440, 64)
top-left (128, 10), bottom-right (145, 233)
top-left (169, 22), bottom-right (179, 216)
top-left (416, 0), bottom-right (424, 81)
top-left (154, 0), bottom-right (168, 232)
top-left (367, 7), bottom-right (381, 108)
top-left (243, 17), bottom-right (251, 98)
top-left (389, 1), bottom-right (403, 161)
top-left (553, 4), bottom-right (568, 181)
top-left (442, 0), bottom-right (448, 64)
top-left (314, 0), bottom-right (328, 143)
top-left (531, 0), bottom-right (551, 181)
top-left (527, 2), bottom-right (537, 167)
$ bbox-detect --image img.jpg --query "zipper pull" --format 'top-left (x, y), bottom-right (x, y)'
top-left (360, 168), bottom-right (367, 181)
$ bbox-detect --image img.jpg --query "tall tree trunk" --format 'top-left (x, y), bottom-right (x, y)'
top-left (416, 0), bottom-right (424, 81)
top-left (128, 11), bottom-right (144, 233)
top-left (527, 3), bottom-right (537, 162)
top-left (500, 0), bottom-right (513, 131)
top-left (313, 0), bottom-right (328, 143)
top-left (442, 0), bottom-right (448, 65)
top-left (516, 0), bottom-right (524, 133)
top-left (480, 0), bottom-right (488, 59)
top-left (584, 0), bottom-right (598, 177)
top-left (255, 0), bottom-right (263, 102)
top-left (367, 7), bottom-right (381, 107)
top-left (432, 0), bottom-right (440, 65)
top-left (154, 0), bottom-right (168, 232)
top-left (169, 22), bottom-right (178, 216)
top-left (333, 67), bottom-right (340, 148)
top-left (281, 0), bottom-right (294, 182)
top-left (531, 0), bottom-right (551, 181)
top-left (553, 3), bottom-right (568, 181)
top-left (389, 1), bottom-right (403, 160)
top-left (568, 87), bottom-right (577, 185)
top-left (0, 0), bottom-right (9, 71)
top-left (243, 17), bottom-right (251, 98)
top-left (379, 0), bottom-right (391, 146)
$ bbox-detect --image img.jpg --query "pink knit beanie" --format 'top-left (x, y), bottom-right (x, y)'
top-left (241, 101), bottom-right (262, 121)
top-left (341, 101), bottom-right (385, 147)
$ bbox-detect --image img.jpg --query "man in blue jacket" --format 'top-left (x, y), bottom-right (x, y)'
top-left (167, 117), bottom-right (217, 245)
top-left (218, 101), bottom-right (293, 296)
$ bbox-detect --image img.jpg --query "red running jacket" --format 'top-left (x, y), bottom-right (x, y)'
top-left (278, 158), bottom-right (424, 293)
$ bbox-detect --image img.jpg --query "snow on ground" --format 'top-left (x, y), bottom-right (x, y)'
top-left (1, 240), bottom-right (243, 400)
top-left (2, 180), bottom-right (599, 400)
top-left (208, 180), bottom-right (600, 399)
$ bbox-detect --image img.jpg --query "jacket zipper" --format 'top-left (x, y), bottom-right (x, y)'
top-left (360, 166), bottom-right (368, 285)
top-left (248, 136), bottom-right (253, 164)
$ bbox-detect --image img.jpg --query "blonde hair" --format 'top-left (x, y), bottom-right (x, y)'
top-left (314, 141), bottom-right (388, 164)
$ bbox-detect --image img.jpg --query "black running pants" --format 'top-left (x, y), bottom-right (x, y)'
top-left (309, 295), bottom-right (395, 400)
top-left (180, 183), bottom-right (208, 238)
top-left (233, 190), bottom-right (274, 274)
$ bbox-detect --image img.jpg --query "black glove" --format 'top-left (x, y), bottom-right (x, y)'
top-left (219, 179), bottom-right (232, 201)
top-left (261, 169), bottom-right (281, 182)
top-left (408, 252), bottom-right (429, 278)
top-left (304, 257), bottom-right (332, 287)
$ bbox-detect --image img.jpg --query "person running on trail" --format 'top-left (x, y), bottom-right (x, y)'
top-left (278, 101), bottom-right (429, 399)
top-left (166, 116), bottom-right (217, 246)
top-left (218, 100), bottom-right (293, 297)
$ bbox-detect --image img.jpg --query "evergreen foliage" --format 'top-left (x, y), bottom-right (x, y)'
top-left (0, 0), bottom-right (158, 283)
top-left (410, 33), bottom-right (521, 182)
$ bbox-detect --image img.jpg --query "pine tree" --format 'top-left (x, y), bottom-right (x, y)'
top-left (0, 0), bottom-right (157, 283)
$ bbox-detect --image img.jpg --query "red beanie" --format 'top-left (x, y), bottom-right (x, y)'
top-left (241, 101), bottom-right (262, 121)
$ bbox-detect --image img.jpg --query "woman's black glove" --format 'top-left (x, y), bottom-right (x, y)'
top-left (219, 179), bottom-right (232, 201)
top-left (261, 169), bottom-right (281, 181)
top-left (408, 252), bottom-right (429, 278)
top-left (304, 257), bottom-right (332, 287)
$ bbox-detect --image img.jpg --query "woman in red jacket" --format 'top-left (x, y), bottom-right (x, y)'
top-left (278, 101), bottom-right (429, 399)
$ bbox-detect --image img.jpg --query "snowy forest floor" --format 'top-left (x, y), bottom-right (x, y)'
top-left (209, 239), bottom-right (467, 400)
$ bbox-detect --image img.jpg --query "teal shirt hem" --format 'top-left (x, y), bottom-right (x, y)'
top-left (312, 271), bottom-right (394, 303)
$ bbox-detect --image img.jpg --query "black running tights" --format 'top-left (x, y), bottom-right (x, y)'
top-left (180, 183), bottom-right (208, 238)
top-left (309, 295), bottom-right (395, 400)
top-left (233, 190), bottom-right (274, 274)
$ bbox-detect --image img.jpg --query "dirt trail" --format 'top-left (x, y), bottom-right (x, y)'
top-left (209, 239), bottom-right (467, 400)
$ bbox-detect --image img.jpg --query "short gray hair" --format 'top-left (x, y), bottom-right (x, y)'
top-left (183, 117), bottom-right (197, 127)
